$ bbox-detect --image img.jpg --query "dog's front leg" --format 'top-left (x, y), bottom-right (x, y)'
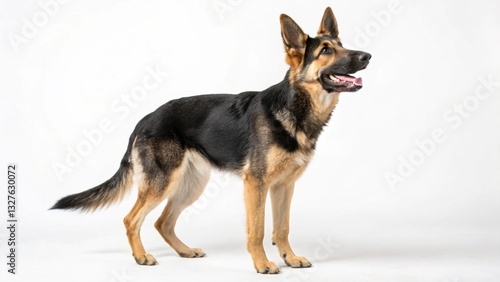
top-left (243, 175), bottom-right (280, 274)
top-left (270, 181), bottom-right (312, 268)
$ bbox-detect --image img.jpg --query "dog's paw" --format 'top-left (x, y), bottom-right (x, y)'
top-left (285, 255), bottom-right (312, 268)
top-left (255, 261), bottom-right (280, 274)
top-left (179, 248), bottom-right (206, 258)
top-left (134, 253), bottom-right (158, 266)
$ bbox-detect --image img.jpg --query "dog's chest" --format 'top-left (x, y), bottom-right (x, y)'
top-left (265, 146), bottom-right (313, 184)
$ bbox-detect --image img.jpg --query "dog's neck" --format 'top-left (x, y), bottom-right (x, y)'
top-left (262, 72), bottom-right (338, 149)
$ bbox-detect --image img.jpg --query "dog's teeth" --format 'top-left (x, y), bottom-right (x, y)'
top-left (329, 75), bottom-right (339, 82)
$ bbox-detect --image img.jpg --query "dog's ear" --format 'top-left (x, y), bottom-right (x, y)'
top-left (280, 14), bottom-right (307, 67)
top-left (317, 7), bottom-right (339, 38)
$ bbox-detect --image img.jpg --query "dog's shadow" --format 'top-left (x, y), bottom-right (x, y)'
top-left (83, 236), bottom-right (488, 265)
top-left (314, 240), bottom-right (490, 264)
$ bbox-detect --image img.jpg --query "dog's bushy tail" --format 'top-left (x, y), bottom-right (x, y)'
top-left (51, 136), bottom-right (135, 212)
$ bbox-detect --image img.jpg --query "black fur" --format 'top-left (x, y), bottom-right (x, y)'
top-left (51, 8), bottom-right (370, 213)
top-left (50, 8), bottom-right (372, 274)
top-left (51, 72), bottom-right (323, 211)
top-left (134, 73), bottom-right (319, 170)
top-left (50, 134), bottom-right (134, 211)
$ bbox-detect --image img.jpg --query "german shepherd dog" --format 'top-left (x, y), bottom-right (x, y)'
top-left (52, 7), bottom-right (370, 274)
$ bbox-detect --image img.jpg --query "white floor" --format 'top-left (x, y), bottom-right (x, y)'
top-left (2, 176), bottom-right (499, 282)
top-left (2, 1), bottom-right (500, 281)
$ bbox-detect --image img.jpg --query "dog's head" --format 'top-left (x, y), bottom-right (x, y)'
top-left (281, 7), bottom-right (371, 93)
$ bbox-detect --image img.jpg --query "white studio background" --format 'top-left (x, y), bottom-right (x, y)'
top-left (1, 0), bottom-right (499, 281)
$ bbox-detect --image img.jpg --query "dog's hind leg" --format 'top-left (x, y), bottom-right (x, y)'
top-left (270, 181), bottom-right (311, 268)
top-left (154, 150), bottom-right (211, 258)
top-left (123, 190), bottom-right (164, 265)
top-left (124, 138), bottom-right (185, 265)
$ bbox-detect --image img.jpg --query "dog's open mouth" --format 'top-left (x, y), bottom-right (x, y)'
top-left (321, 73), bottom-right (363, 92)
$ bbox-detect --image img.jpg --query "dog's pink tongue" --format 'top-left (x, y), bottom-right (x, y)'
top-left (336, 75), bottom-right (363, 86)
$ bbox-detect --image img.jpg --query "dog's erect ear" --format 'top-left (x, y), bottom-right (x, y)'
top-left (317, 7), bottom-right (339, 38)
top-left (280, 14), bottom-right (307, 68)
top-left (280, 14), bottom-right (307, 52)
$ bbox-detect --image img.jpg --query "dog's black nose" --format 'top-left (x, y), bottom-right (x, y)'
top-left (358, 52), bottom-right (371, 62)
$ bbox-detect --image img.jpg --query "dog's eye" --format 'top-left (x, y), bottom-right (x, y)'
top-left (320, 46), bottom-right (333, 55)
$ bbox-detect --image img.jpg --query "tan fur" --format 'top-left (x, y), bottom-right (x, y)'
top-left (280, 14), bottom-right (308, 85)
top-left (55, 7), bottom-right (368, 274)
top-left (124, 148), bottom-right (210, 265)
top-left (265, 145), bottom-right (312, 186)
top-left (237, 9), bottom-right (353, 273)
top-left (84, 174), bottom-right (133, 212)
top-left (274, 111), bottom-right (297, 135)
top-left (270, 180), bottom-right (311, 268)
top-left (317, 7), bottom-right (339, 37)
top-left (50, 6), bottom-right (371, 275)
top-left (154, 150), bottom-right (210, 258)
top-left (241, 143), bottom-right (313, 273)
top-left (123, 192), bottom-right (162, 265)
top-left (300, 81), bottom-right (340, 122)
top-left (274, 111), bottom-right (319, 150)
top-left (294, 39), bottom-right (348, 123)
top-left (243, 172), bottom-right (279, 274)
